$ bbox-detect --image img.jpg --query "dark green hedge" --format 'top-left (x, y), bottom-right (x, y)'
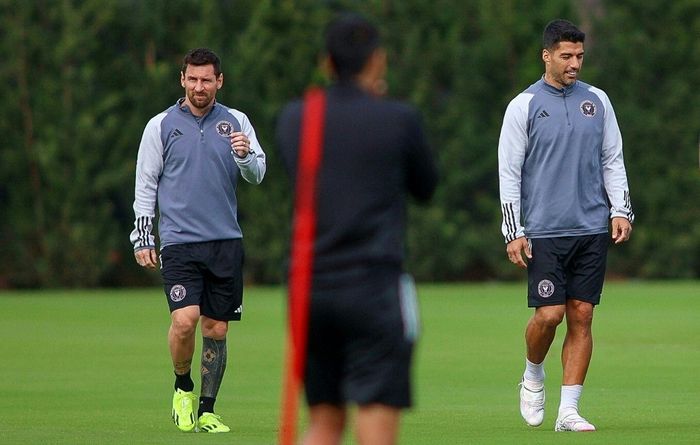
top-left (0, 0), bottom-right (697, 287)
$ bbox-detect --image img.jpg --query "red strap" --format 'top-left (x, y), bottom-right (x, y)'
top-left (279, 87), bottom-right (326, 445)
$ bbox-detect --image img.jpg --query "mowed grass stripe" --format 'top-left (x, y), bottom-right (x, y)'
top-left (0, 282), bottom-right (697, 444)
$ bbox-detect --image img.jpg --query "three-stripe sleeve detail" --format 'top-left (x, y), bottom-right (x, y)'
top-left (501, 202), bottom-right (519, 243)
top-left (131, 215), bottom-right (154, 249)
top-left (623, 190), bottom-right (635, 223)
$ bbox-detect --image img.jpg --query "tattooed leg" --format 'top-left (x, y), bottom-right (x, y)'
top-left (199, 337), bottom-right (227, 414)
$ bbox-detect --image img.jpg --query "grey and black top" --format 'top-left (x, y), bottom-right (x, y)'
top-left (130, 99), bottom-right (266, 251)
top-left (498, 77), bottom-right (634, 243)
top-left (276, 83), bottom-right (438, 278)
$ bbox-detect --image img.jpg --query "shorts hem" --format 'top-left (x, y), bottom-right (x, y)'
top-left (201, 312), bottom-right (242, 322)
top-left (528, 295), bottom-right (600, 308)
top-left (169, 302), bottom-right (199, 313)
top-left (567, 295), bottom-right (600, 306)
top-left (307, 398), bottom-right (411, 409)
top-left (527, 300), bottom-right (565, 308)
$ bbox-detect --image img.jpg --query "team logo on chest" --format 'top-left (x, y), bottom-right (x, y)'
top-left (216, 120), bottom-right (235, 137)
top-left (580, 100), bottom-right (596, 117)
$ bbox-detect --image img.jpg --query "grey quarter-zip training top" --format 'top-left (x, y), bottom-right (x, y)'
top-left (498, 77), bottom-right (634, 243)
top-left (130, 99), bottom-right (266, 251)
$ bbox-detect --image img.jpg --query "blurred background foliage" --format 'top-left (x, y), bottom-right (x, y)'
top-left (0, 0), bottom-right (698, 287)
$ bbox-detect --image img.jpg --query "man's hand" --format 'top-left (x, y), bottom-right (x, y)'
top-left (506, 236), bottom-right (531, 269)
top-left (230, 132), bottom-right (251, 158)
top-left (611, 217), bottom-right (632, 244)
top-left (135, 248), bottom-right (158, 269)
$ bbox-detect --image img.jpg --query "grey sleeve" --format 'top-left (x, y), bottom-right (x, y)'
top-left (130, 114), bottom-right (165, 250)
top-left (230, 109), bottom-right (266, 185)
top-left (498, 93), bottom-right (531, 243)
top-left (592, 87), bottom-right (635, 223)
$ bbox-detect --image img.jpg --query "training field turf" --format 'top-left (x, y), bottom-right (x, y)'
top-left (1, 282), bottom-right (698, 444)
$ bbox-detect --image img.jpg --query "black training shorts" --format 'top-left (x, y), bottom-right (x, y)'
top-left (527, 233), bottom-right (608, 307)
top-left (160, 239), bottom-right (244, 321)
top-left (304, 270), bottom-right (419, 409)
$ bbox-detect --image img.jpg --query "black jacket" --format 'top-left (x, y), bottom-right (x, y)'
top-left (276, 82), bottom-right (438, 281)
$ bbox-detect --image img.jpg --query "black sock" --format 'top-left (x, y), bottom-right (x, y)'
top-left (174, 370), bottom-right (194, 392)
top-left (198, 396), bottom-right (215, 416)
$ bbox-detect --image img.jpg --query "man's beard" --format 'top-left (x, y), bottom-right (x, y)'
top-left (189, 92), bottom-right (212, 109)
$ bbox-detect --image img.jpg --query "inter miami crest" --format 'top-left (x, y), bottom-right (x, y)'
top-left (170, 284), bottom-right (187, 302)
top-left (580, 100), bottom-right (596, 117)
top-left (538, 280), bottom-right (555, 298)
top-left (216, 120), bottom-right (234, 137)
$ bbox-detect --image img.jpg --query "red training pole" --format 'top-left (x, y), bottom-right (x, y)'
top-left (279, 87), bottom-right (326, 445)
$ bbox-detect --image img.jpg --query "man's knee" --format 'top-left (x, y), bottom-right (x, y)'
top-left (356, 404), bottom-right (400, 445)
top-left (306, 404), bottom-right (346, 445)
top-left (534, 305), bottom-right (566, 328)
top-left (566, 300), bottom-right (594, 326)
top-left (171, 310), bottom-right (198, 340)
top-left (201, 317), bottom-right (228, 339)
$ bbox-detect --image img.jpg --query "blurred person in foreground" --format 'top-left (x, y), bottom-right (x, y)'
top-left (130, 48), bottom-right (266, 433)
top-left (276, 13), bottom-right (438, 445)
top-left (498, 19), bottom-right (634, 432)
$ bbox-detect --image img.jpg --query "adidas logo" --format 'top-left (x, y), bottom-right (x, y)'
top-left (172, 128), bottom-right (183, 137)
top-left (234, 305), bottom-right (242, 314)
top-left (537, 110), bottom-right (550, 119)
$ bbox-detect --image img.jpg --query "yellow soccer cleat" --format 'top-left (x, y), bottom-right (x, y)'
top-left (197, 412), bottom-right (231, 433)
top-left (172, 389), bottom-right (197, 432)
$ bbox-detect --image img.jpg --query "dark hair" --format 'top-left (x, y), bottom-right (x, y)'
top-left (181, 48), bottom-right (222, 77)
top-left (542, 19), bottom-right (585, 50)
top-left (324, 13), bottom-right (380, 80)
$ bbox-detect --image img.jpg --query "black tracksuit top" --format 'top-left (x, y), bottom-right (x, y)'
top-left (276, 82), bottom-right (438, 281)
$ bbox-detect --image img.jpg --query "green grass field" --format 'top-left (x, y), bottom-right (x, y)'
top-left (1, 282), bottom-right (698, 444)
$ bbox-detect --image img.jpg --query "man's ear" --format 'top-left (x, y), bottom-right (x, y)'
top-left (217, 73), bottom-right (224, 89)
top-left (542, 49), bottom-right (550, 64)
top-left (372, 48), bottom-right (387, 71)
top-left (365, 48), bottom-right (388, 96)
top-left (365, 48), bottom-right (387, 79)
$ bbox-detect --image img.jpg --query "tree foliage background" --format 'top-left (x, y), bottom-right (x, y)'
top-left (0, 0), bottom-right (698, 288)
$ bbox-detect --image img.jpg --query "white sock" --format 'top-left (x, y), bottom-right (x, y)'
top-left (559, 384), bottom-right (583, 415)
top-left (523, 358), bottom-right (545, 386)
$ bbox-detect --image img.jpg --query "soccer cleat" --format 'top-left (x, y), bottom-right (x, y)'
top-left (172, 389), bottom-right (197, 432)
top-left (198, 412), bottom-right (231, 433)
top-left (555, 411), bottom-right (596, 432)
top-left (519, 378), bottom-right (545, 427)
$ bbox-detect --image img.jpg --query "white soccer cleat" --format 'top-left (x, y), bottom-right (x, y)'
top-left (555, 411), bottom-right (596, 432)
top-left (519, 378), bottom-right (545, 427)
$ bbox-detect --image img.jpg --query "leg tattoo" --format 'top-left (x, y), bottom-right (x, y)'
top-left (174, 359), bottom-right (192, 375)
top-left (201, 337), bottom-right (227, 399)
